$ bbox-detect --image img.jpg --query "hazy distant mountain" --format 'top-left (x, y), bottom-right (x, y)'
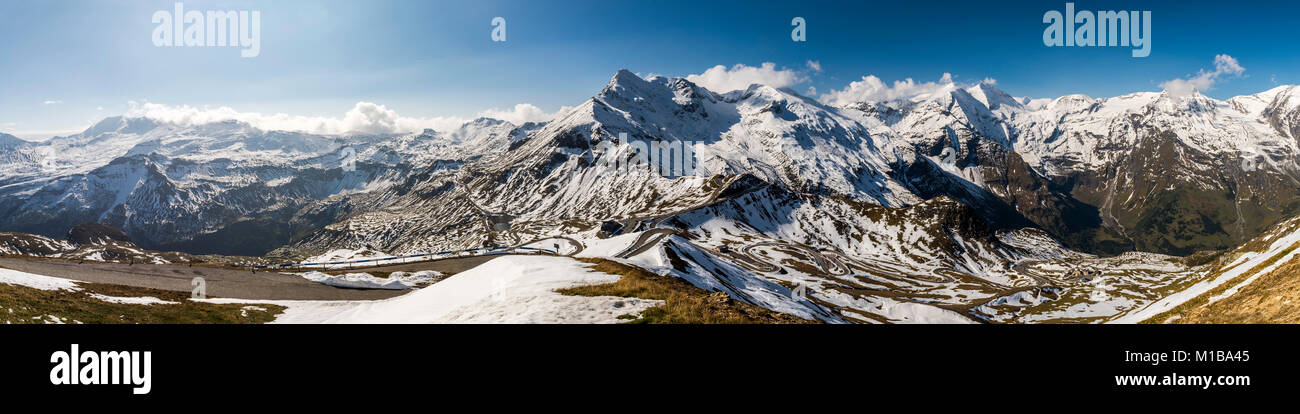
top-left (0, 115), bottom-right (519, 255)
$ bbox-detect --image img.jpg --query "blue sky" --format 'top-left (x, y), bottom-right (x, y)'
top-left (2, 0), bottom-right (1297, 139)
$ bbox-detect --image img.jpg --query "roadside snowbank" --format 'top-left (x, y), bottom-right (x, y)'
top-left (304, 248), bottom-right (391, 264)
top-left (299, 248), bottom-right (415, 269)
top-left (294, 270), bottom-right (444, 290)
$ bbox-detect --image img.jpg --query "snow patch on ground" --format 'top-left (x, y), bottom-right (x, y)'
top-left (574, 232), bottom-right (641, 258)
top-left (0, 268), bottom-right (79, 291)
top-left (0, 268), bottom-right (181, 306)
top-left (208, 256), bottom-right (662, 324)
top-left (869, 297), bottom-right (977, 324)
top-left (86, 293), bottom-right (179, 305)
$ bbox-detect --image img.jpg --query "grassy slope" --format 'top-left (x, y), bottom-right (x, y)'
top-left (0, 275), bottom-right (285, 324)
top-left (1142, 246), bottom-right (1298, 324)
top-left (1165, 251), bottom-right (1300, 324)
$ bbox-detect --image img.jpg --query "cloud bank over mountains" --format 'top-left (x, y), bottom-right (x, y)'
top-left (123, 101), bottom-right (565, 136)
top-left (819, 73), bottom-right (960, 106)
top-left (685, 62), bottom-right (810, 93)
top-left (685, 56), bottom-right (1249, 108)
top-left (681, 62), bottom-right (984, 106)
top-left (1160, 54), bottom-right (1246, 98)
top-left (70, 57), bottom-right (1247, 138)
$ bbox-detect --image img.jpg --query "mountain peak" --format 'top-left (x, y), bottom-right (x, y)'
top-left (81, 116), bottom-right (162, 137)
top-left (964, 82), bottom-right (1021, 110)
top-left (1152, 88), bottom-right (1220, 113)
top-left (1255, 84), bottom-right (1299, 98)
top-left (0, 132), bottom-right (30, 149)
top-left (466, 116), bottom-right (512, 127)
top-left (1251, 84), bottom-right (1300, 110)
top-left (1046, 93), bottom-right (1098, 112)
top-left (597, 69), bottom-right (659, 105)
top-left (605, 69), bottom-right (646, 89)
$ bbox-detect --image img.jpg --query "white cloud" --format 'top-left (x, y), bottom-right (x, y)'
top-left (686, 62), bottom-right (809, 93)
top-left (819, 73), bottom-right (956, 106)
top-left (805, 60), bottom-right (822, 73)
top-left (1215, 54), bottom-right (1246, 76)
top-left (43, 100), bottom-right (63, 105)
top-left (123, 101), bottom-right (567, 135)
top-left (1160, 54), bottom-right (1246, 98)
top-left (476, 103), bottom-right (569, 126)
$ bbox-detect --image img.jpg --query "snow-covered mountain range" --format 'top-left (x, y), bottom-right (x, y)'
top-left (278, 70), bottom-right (1300, 256)
top-left (4, 70), bottom-right (1300, 322)
top-left (0, 116), bottom-right (524, 254)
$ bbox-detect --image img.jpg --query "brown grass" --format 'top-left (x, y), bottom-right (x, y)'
top-left (325, 270), bottom-right (394, 278)
top-left (0, 281), bottom-right (284, 324)
top-left (558, 258), bottom-right (817, 324)
top-left (1171, 251), bottom-right (1300, 323)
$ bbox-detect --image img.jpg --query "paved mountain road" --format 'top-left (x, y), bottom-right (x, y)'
top-left (614, 229), bottom-right (679, 258)
top-left (0, 255), bottom-right (509, 301)
top-left (317, 254), bottom-right (505, 275)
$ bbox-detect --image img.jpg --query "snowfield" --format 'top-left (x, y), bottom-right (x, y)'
top-left (206, 256), bottom-right (662, 323)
